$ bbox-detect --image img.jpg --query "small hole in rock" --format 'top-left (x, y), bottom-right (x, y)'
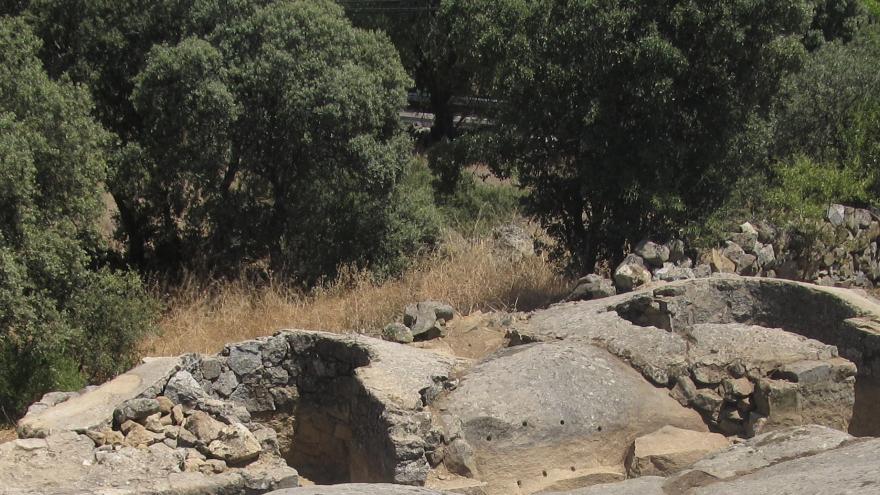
top-left (486, 435), bottom-right (492, 442)
top-left (522, 420), bottom-right (528, 427)
top-left (517, 480), bottom-right (522, 487)
top-left (570, 466), bottom-right (576, 472)
top-left (560, 419), bottom-right (565, 425)
top-left (597, 425), bottom-right (603, 432)
top-left (542, 470), bottom-right (548, 477)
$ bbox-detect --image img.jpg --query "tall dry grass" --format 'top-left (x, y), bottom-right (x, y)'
top-left (142, 235), bottom-right (571, 357)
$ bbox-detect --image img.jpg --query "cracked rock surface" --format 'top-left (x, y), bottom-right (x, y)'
top-left (6, 276), bottom-right (880, 495)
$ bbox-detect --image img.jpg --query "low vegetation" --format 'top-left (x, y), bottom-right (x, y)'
top-left (144, 233), bottom-right (568, 356)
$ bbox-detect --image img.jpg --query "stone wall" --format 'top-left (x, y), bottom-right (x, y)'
top-left (572, 204), bottom-right (880, 302)
top-left (181, 331), bottom-right (442, 485)
top-left (16, 329), bottom-right (458, 492)
top-left (705, 204), bottom-right (880, 288)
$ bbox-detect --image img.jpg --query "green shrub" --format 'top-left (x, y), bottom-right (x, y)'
top-left (369, 159), bottom-right (444, 279)
top-left (698, 155), bottom-right (873, 254)
top-left (0, 18), bottom-right (157, 416)
top-left (774, 23), bottom-right (880, 193)
top-left (436, 174), bottom-right (524, 237)
top-left (466, 0), bottom-right (850, 272)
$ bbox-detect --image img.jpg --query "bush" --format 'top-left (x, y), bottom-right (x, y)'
top-left (0, 18), bottom-right (157, 416)
top-left (436, 174), bottom-right (523, 236)
top-left (774, 23), bottom-right (880, 194)
top-left (699, 155), bottom-right (873, 257)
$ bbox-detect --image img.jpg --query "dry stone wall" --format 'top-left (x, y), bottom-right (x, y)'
top-left (572, 204), bottom-right (880, 300)
top-left (10, 330), bottom-right (460, 494)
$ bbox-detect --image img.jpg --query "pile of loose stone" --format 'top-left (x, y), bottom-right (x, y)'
top-left (569, 203), bottom-right (880, 302)
top-left (97, 395), bottom-right (263, 475)
top-left (383, 300), bottom-right (455, 343)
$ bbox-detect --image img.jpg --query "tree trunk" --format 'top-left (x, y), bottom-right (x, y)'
top-left (112, 193), bottom-right (147, 271)
top-left (429, 89), bottom-right (456, 143)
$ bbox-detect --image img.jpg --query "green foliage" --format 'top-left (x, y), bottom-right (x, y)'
top-left (0, 17), bottom-right (157, 416)
top-left (774, 23), bottom-right (880, 195)
top-left (0, 0), bottom-right (28, 15)
top-left (436, 175), bottom-right (523, 237)
top-left (469, 0), bottom-right (842, 271)
top-left (346, 0), bottom-right (516, 142)
top-left (701, 155), bottom-right (873, 267)
top-left (806, 0), bottom-right (870, 49)
top-left (372, 161), bottom-right (444, 277)
top-left (27, 0), bottom-right (434, 283)
top-left (766, 157), bottom-right (873, 219)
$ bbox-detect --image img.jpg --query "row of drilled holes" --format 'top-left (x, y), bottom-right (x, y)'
top-left (484, 420), bottom-right (603, 442)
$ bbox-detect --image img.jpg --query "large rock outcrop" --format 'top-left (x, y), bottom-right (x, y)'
top-left (263, 427), bottom-right (879, 494)
top-left (431, 341), bottom-right (706, 494)
top-left (513, 276), bottom-right (880, 437)
top-left (8, 330), bottom-right (461, 494)
top-left (7, 276), bottom-right (880, 495)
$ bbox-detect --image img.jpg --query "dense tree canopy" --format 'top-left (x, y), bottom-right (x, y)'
top-left (0, 17), bottom-right (155, 415)
top-left (775, 22), bottom-right (880, 188)
top-left (24, 0), bottom-right (436, 282)
top-left (463, 0), bottom-right (868, 271)
top-left (346, 0), bottom-right (520, 143)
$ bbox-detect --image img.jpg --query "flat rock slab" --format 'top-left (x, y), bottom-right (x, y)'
top-left (626, 426), bottom-right (728, 477)
top-left (689, 436), bottom-right (880, 495)
top-left (538, 425), bottom-right (862, 495)
top-left (343, 332), bottom-right (464, 410)
top-left (433, 341), bottom-right (706, 494)
top-left (669, 424), bottom-right (853, 484)
top-left (17, 357), bottom-right (182, 438)
top-left (268, 485), bottom-right (452, 495)
top-left (543, 477), bottom-right (666, 495)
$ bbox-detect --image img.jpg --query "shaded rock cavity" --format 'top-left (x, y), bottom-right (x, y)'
top-left (187, 331), bottom-right (446, 486)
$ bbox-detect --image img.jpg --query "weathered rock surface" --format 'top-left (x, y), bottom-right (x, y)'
top-left (543, 425), bottom-right (860, 495)
top-left (625, 426), bottom-right (728, 477)
top-left (383, 322), bottom-right (414, 343)
top-left (232, 426), bottom-right (880, 495)
top-left (543, 477), bottom-right (666, 495)
top-left (687, 436), bottom-right (880, 495)
top-left (18, 357), bottom-right (182, 438)
top-left (432, 341), bottom-right (706, 494)
top-left (668, 424), bottom-right (853, 487)
top-left (0, 430), bottom-right (298, 495)
top-left (514, 276), bottom-right (877, 436)
top-left (404, 301), bottom-right (456, 340)
top-left (113, 398), bottom-right (161, 425)
top-left (11, 276), bottom-right (880, 495)
top-left (613, 255), bottom-right (652, 292)
top-left (567, 274), bottom-right (617, 302)
top-left (8, 330), bottom-right (461, 494)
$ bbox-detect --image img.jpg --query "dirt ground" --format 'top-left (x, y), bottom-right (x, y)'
top-left (0, 427), bottom-right (15, 444)
top-left (410, 310), bottom-right (513, 361)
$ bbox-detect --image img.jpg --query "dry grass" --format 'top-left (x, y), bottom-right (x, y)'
top-left (0, 427), bottom-right (15, 444)
top-left (142, 235), bottom-right (571, 357)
